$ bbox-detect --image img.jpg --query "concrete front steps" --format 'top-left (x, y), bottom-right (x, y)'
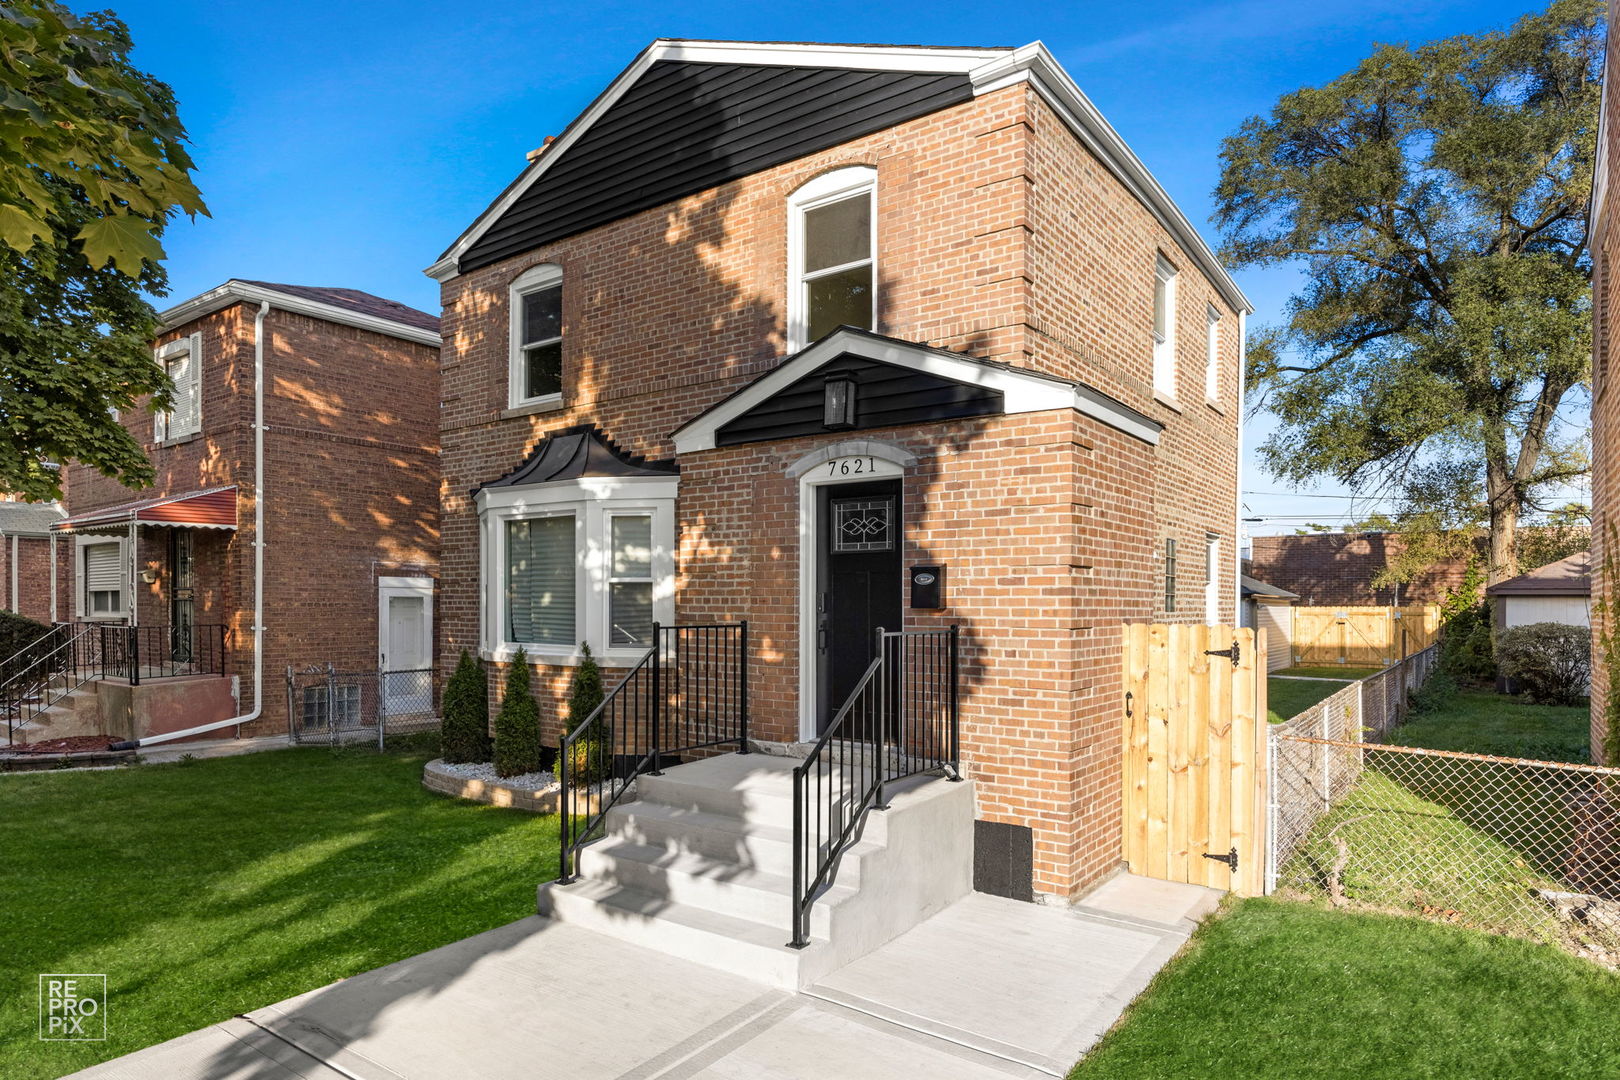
top-left (536, 753), bottom-right (973, 991)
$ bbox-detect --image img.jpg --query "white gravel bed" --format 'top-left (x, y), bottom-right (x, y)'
top-left (431, 758), bottom-right (557, 791)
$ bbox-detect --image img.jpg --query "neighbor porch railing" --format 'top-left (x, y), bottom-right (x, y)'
top-left (789, 625), bottom-right (960, 948)
top-left (0, 623), bottom-right (104, 744)
top-left (557, 622), bottom-right (749, 883)
top-left (95, 623), bottom-right (227, 685)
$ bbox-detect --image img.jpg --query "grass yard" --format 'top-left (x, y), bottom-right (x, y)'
top-left (1393, 689), bottom-right (1591, 762)
top-left (1268, 675), bottom-right (1354, 724)
top-left (1071, 899), bottom-right (1620, 1080)
top-left (0, 747), bottom-right (559, 1080)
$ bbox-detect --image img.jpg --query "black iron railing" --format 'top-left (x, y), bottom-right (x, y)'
top-left (790, 626), bottom-right (959, 949)
top-left (558, 622), bottom-right (749, 883)
top-left (1, 623), bottom-right (104, 744)
top-left (97, 623), bottom-right (227, 685)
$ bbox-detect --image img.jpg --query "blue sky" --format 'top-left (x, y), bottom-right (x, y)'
top-left (110, 0), bottom-right (1557, 539)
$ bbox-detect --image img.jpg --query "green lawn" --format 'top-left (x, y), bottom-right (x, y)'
top-left (1268, 676), bottom-right (1355, 724)
top-left (1071, 899), bottom-right (1620, 1080)
top-left (1275, 664), bottom-right (1384, 680)
top-left (1393, 689), bottom-right (1591, 762)
top-left (0, 747), bottom-right (559, 1080)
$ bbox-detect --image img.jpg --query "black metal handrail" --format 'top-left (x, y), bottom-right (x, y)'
top-left (96, 623), bottom-right (227, 685)
top-left (790, 625), bottom-right (959, 949)
top-left (557, 622), bottom-right (749, 883)
top-left (1, 624), bottom-right (102, 744)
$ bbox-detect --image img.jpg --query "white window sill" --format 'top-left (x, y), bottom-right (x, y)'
top-left (481, 643), bottom-right (649, 667)
top-left (1153, 392), bottom-right (1183, 414)
top-left (502, 394), bottom-right (565, 420)
top-left (154, 432), bottom-right (201, 449)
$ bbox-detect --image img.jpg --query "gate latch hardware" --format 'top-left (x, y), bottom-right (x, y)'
top-left (1204, 641), bottom-right (1241, 668)
top-left (1202, 847), bottom-right (1238, 872)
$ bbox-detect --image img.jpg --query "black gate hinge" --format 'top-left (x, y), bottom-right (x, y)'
top-left (1204, 641), bottom-right (1240, 668)
top-left (1202, 847), bottom-right (1238, 872)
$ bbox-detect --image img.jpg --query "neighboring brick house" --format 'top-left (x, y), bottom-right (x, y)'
top-left (1592, 0), bottom-right (1620, 763)
top-left (0, 499), bottom-right (66, 623)
top-left (1249, 532), bottom-right (1473, 607)
top-left (49, 281), bottom-right (441, 740)
top-left (431, 40), bottom-right (1250, 901)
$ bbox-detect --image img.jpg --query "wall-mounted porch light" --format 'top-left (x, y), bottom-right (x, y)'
top-left (823, 375), bottom-right (857, 430)
top-left (140, 568), bottom-right (159, 585)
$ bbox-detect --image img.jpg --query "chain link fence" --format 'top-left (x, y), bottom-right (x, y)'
top-left (286, 664), bottom-right (439, 748)
top-left (1268, 645), bottom-right (1620, 965)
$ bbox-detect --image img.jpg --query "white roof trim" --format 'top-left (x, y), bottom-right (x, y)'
top-left (427, 39), bottom-right (1250, 315)
top-left (670, 327), bottom-right (1160, 453)
top-left (970, 43), bottom-right (1251, 314)
top-left (157, 281), bottom-right (442, 347)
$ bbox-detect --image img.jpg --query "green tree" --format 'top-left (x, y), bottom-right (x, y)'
top-left (439, 649), bottom-right (490, 764)
top-left (492, 648), bottom-right (541, 778)
top-left (0, 2), bottom-right (207, 500)
top-left (1218, 0), bottom-right (1601, 586)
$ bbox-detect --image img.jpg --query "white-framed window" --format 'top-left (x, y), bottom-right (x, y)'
top-left (1204, 533), bottom-right (1221, 626)
top-left (154, 333), bottom-right (202, 442)
top-left (477, 475), bottom-right (676, 663)
top-left (1152, 255), bottom-right (1178, 400)
top-left (508, 263), bottom-right (564, 408)
top-left (1204, 304), bottom-right (1222, 402)
top-left (78, 538), bottom-right (126, 619)
top-left (788, 166), bottom-right (877, 351)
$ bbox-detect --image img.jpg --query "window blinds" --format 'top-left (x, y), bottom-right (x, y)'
top-left (506, 516), bottom-right (575, 646)
top-left (84, 543), bottom-right (122, 591)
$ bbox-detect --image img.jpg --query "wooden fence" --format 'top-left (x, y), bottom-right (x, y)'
top-left (1121, 623), bottom-right (1268, 896)
top-left (1288, 604), bottom-right (1439, 668)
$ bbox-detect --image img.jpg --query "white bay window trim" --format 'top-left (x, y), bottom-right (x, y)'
top-left (476, 475), bottom-right (677, 665)
top-left (508, 263), bottom-right (565, 410)
top-left (787, 166), bottom-right (877, 352)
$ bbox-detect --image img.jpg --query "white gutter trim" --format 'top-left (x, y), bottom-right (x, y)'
top-left (157, 281), bottom-right (441, 348)
top-left (123, 301), bottom-right (270, 748)
top-left (968, 43), bottom-right (1252, 315)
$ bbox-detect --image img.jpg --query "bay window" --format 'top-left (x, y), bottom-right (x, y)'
top-left (477, 475), bottom-right (675, 662)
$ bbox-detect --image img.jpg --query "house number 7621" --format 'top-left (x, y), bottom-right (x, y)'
top-left (824, 457), bottom-right (878, 476)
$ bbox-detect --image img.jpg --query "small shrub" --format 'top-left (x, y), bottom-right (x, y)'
top-left (440, 650), bottom-right (491, 763)
top-left (1440, 601), bottom-right (1497, 684)
top-left (0, 609), bottom-right (51, 678)
top-left (1494, 623), bottom-right (1591, 707)
top-left (560, 644), bottom-right (609, 786)
top-left (1409, 669), bottom-right (1458, 714)
top-left (493, 648), bottom-right (541, 778)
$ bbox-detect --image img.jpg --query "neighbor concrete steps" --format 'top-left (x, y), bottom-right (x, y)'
top-left (537, 752), bottom-right (973, 990)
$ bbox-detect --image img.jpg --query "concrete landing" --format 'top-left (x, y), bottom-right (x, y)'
top-left (1073, 871), bottom-right (1224, 932)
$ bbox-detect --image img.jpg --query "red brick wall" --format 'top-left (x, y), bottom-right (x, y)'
top-left (440, 82), bottom-right (1241, 897)
top-left (1591, 0), bottom-right (1620, 763)
top-left (1249, 533), bottom-right (1473, 607)
top-left (61, 302), bottom-right (440, 735)
top-left (0, 535), bottom-right (62, 624)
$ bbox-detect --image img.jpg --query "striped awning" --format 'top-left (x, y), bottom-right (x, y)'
top-left (52, 486), bottom-right (238, 533)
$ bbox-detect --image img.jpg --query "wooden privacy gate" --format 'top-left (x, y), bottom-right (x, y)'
top-left (1290, 605), bottom-right (1439, 667)
top-left (1121, 624), bottom-right (1268, 896)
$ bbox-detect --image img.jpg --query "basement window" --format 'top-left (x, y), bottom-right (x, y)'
top-left (1164, 537), bottom-right (1178, 613)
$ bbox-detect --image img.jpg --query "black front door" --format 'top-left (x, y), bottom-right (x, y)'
top-left (169, 530), bottom-right (195, 663)
top-left (817, 479), bottom-right (902, 734)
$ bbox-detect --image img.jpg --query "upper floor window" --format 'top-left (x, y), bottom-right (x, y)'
top-left (788, 167), bottom-right (876, 351)
top-left (1204, 533), bottom-right (1221, 625)
top-left (1205, 304), bottom-right (1222, 402)
top-left (1152, 255), bottom-right (1178, 400)
top-left (154, 333), bottom-right (202, 442)
top-left (509, 264), bottom-right (563, 408)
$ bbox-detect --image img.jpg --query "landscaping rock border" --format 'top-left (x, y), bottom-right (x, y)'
top-left (0, 748), bottom-right (137, 772)
top-left (422, 758), bottom-right (564, 812)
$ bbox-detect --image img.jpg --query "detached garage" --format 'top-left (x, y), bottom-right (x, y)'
top-left (1487, 552), bottom-right (1592, 630)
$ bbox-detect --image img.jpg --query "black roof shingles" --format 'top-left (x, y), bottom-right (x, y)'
top-left (237, 281), bottom-right (440, 334)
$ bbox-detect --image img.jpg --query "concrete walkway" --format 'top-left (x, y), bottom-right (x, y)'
top-left (70, 876), bottom-right (1211, 1080)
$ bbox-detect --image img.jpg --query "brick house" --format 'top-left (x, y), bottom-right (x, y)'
top-left (1248, 532), bottom-right (1475, 607)
top-left (0, 499), bottom-right (66, 624)
top-left (39, 281), bottom-right (440, 743)
top-left (433, 39), bottom-right (1249, 916)
top-left (1592, 0), bottom-right (1620, 763)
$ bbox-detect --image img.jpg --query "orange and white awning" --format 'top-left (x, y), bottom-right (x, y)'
top-left (52, 486), bottom-right (238, 533)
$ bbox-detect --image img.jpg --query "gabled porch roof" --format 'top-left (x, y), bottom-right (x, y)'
top-left (52, 486), bottom-right (238, 533)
